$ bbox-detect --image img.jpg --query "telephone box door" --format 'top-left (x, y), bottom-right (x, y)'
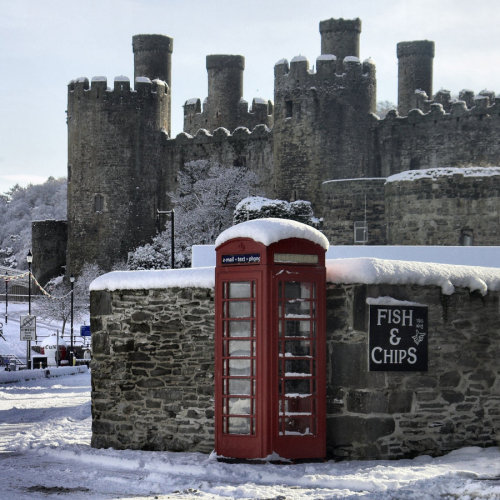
top-left (273, 269), bottom-right (326, 458)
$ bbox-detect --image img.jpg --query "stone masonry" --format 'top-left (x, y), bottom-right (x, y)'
top-left (326, 283), bottom-right (500, 460)
top-left (90, 281), bottom-right (499, 460)
top-left (90, 287), bottom-right (214, 453)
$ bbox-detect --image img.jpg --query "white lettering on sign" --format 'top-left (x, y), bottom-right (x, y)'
top-left (376, 308), bottom-right (413, 327)
top-left (371, 347), bottom-right (418, 365)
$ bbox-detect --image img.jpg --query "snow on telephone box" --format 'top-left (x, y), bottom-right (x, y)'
top-left (214, 218), bottom-right (328, 460)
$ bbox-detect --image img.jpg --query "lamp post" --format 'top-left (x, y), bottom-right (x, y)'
top-left (156, 209), bottom-right (175, 269)
top-left (70, 275), bottom-right (75, 365)
top-left (26, 250), bottom-right (33, 369)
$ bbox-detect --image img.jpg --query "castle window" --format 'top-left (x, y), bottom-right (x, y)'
top-left (94, 194), bottom-right (104, 213)
top-left (68, 165), bottom-right (72, 182)
top-left (460, 229), bottom-right (473, 246)
top-left (354, 221), bottom-right (368, 244)
top-left (285, 100), bottom-right (293, 118)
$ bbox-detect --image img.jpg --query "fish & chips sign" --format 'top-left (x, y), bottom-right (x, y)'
top-left (369, 304), bottom-right (428, 371)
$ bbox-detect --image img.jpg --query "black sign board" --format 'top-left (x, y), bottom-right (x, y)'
top-left (369, 304), bottom-right (428, 371)
top-left (222, 254), bottom-right (261, 265)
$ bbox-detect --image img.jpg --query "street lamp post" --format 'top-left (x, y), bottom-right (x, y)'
top-left (26, 250), bottom-right (33, 369)
top-left (70, 275), bottom-right (75, 365)
top-left (156, 209), bottom-right (175, 269)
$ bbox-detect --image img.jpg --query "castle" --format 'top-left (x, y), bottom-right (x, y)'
top-left (57, 17), bottom-right (500, 277)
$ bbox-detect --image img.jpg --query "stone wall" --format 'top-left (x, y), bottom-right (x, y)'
top-left (90, 279), bottom-right (499, 460)
top-left (385, 172), bottom-right (500, 245)
top-left (90, 287), bottom-right (215, 453)
top-left (321, 178), bottom-right (386, 245)
top-left (326, 283), bottom-right (500, 460)
top-left (376, 101), bottom-right (500, 178)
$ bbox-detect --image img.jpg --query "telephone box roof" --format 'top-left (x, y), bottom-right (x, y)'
top-left (215, 218), bottom-right (329, 250)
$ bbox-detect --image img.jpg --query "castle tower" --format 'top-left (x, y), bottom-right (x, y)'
top-left (206, 54), bottom-right (244, 132)
top-left (397, 40), bottom-right (435, 116)
top-left (183, 55), bottom-right (273, 134)
top-left (272, 18), bottom-right (376, 209)
top-left (66, 72), bottom-right (172, 276)
top-left (133, 34), bottom-right (173, 135)
top-left (319, 18), bottom-right (361, 72)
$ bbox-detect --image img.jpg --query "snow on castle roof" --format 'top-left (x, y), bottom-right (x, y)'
top-left (214, 218), bottom-right (330, 250)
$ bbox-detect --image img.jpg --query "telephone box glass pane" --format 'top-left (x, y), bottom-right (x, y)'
top-left (283, 320), bottom-right (312, 337)
top-left (228, 417), bottom-right (251, 434)
top-left (284, 340), bottom-right (312, 357)
top-left (229, 398), bottom-right (252, 415)
top-left (229, 301), bottom-right (252, 318)
top-left (228, 320), bottom-right (252, 337)
top-left (227, 340), bottom-right (252, 357)
top-left (229, 358), bottom-right (252, 376)
top-left (284, 359), bottom-right (311, 376)
top-left (229, 379), bottom-right (251, 395)
top-left (281, 416), bottom-right (314, 435)
top-left (228, 282), bottom-right (252, 298)
top-left (280, 396), bottom-right (312, 414)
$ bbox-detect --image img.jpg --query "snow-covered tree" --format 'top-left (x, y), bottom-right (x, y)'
top-left (0, 177), bottom-right (67, 269)
top-left (234, 196), bottom-right (321, 228)
top-left (34, 263), bottom-right (103, 336)
top-left (128, 160), bottom-right (259, 269)
top-left (376, 100), bottom-right (397, 118)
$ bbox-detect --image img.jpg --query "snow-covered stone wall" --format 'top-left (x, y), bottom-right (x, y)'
top-left (90, 261), bottom-right (499, 459)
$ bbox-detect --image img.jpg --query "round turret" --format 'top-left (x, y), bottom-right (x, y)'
top-left (319, 18), bottom-right (361, 73)
top-left (397, 40), bottom-right (435, 116)
top-left (132, 34), bottom-right (173, 86)
top-left (206, 54), bottom-right (245, 132)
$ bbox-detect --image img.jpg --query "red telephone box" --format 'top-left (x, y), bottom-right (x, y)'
top-left (215, 219), bottom-right (328, 460)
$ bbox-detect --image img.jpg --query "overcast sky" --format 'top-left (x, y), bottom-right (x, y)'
top-left (1, 0), bottom-right (499, 195)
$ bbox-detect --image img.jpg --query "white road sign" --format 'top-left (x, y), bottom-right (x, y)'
top-left (20, 315), bottom-right (37, 341)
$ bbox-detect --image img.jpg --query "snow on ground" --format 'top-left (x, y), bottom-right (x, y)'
top-left (0, 371), bottom-right (499, 499)
top-left (0, 310), bottom-right (499, 499)
top-left (0, 302), bottom-right (89, 364)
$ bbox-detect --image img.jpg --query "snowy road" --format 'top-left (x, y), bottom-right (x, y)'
top-left (0, 371), bottom-right (499, 499)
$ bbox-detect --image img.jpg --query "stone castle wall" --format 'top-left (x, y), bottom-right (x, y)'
top-left (272, 56), bottom-right (377, 208)
top-left (164, 125), bottom-right (274, 198)
top-left (66, 77), bottom-right (171, 275)
top-left (321, 178), bottom-right (386, 245)
top-left (90, 280), bottom-right (500, 459)
top-left (31, 220), bottom-right (67, 285)
top-left (385, 170), bottom-right (500, 245)
top-left (376, 99), bottom-right (500, 177)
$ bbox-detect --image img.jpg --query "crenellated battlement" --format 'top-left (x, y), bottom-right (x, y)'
top-left (381, 99), bottom-right (498, 125)
top-left (274, 54), bottom-right (375, 86)
top-left (171, 123), bottom-right (272, 146)
top-left (68, 75), bottom-right (169, 102)
top-left (410, 88), bottom-right (498, 114)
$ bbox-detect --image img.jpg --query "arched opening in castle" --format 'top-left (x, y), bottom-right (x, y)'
top-left (54, 16), bottom-right (500, 278)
